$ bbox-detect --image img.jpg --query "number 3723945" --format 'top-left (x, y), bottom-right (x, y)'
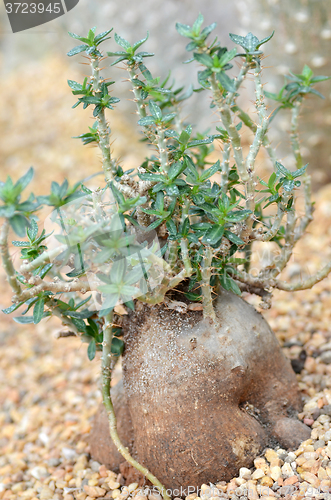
top-left (5, 3), bottom-right (62, 14)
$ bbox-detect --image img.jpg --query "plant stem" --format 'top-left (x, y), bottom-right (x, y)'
top-left (180, 199), bottom-right (192, 275)
top-left (275, 260), bottom-right (331, 291)
top-left (91, 58), bottom-right (117, 182)
top-left (210, 74), bottom-right (248, 182)
top-left (221, 142), bottom-right (231, 192)
top-left (101, 310), bottom-right (171, 500)
top-left (290, 97), bottom-right (303, 169)
top-left (243, 62), bottom-right (269, 237)
top-left (19, 245), bottom-right (68, 275)
top-left (167, 239), bottom-right (178, 271)
top-left (128, 66), bottom-right (147, 119)
top-left (201, 246), bottom-right (216, 322)
top-left (255, 191), bottom-right (291, 242)
top-left (290, 97), bottom-right (314, 242)
top-left (157, 126), bottom-right (169, 175)
top-left (265, 206), bottom-right (296, 279)
top-left (0, 220), bottom-right (21, 295)
top-left (16, 279), bottom-right (91, 302)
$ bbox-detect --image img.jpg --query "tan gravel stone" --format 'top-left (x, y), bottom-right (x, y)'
top-left (239, 467), bottom-right (251, 480)
top-left (83, 485), bottom-right (106, 498)
top-left (270, 466), bottom-right (282, 481)
top-left (107, 480), bottom-right (121, 490)
top-left (39, 487), bottom-right (55, 500)
top-left (246, 480), bottom-right (258, 500)
top-left (260, 476), bottom-right (273, 487)
top-left (283, 476), bottom-right (298, 486)
top-left (300, 471), bottom-right (320, 488)
top-left (251, 469), bottom-right (265, 480)
top-left (281, 463), bottom-right (295, 477)
top-left (264, 449), bottom-right (278, 464)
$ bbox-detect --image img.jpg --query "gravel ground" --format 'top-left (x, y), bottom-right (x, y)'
top-left (2, 58), bottom-right (331, 500)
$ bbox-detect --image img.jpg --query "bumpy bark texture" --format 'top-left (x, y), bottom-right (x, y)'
top-left (90, 289), bottom-right (310, 490)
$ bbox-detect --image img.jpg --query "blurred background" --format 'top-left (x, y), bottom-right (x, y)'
top-left (0, 0), bottom-right (331, 195)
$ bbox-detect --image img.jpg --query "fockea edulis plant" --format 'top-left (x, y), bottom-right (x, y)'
top-left (1, 16), bottom-right (330, 498)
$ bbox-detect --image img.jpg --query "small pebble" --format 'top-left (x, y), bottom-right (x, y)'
top-left (62, 448), bottom-right (77, 461)
top-left (30, 467), bottom-right (49, 480)
top-left (303, 418), bottom-right (314, 426)
top-left (320, 351), bottom-right (331, 364)
top-left (84, 485), bottom-right (106, 497)
top-left (322, 404), bottom-right (331, 416)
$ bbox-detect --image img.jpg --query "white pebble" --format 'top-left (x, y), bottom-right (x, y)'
top-left (30, 466), bottom-right (49, 480)
top-left (251, 469), bottom-right (264, 480)
top-left (61, 447), bottom-right (77, 460)
top-left (239, 467), bottom-right (251, 480)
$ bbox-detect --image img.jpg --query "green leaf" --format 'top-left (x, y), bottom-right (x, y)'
top-left (16, 167), bottom-right (34, 192)
top-left (282, 179), bottom-right (295, 191)
top-left (192, 13), bottom-right (204, 34)
top-left (256, 31), bottom-right (275, 49)
top-left (200, 160), bottom-right (220, 181)
top-left (39, 263), bottom-right (53, 279)
top-left (67, 80), bottom-right (83, 91)
top-left (193, 52), bottom-right (214, 68)
top-left (311, 75), bottom-right (331, 83)
top-left (302, 64), bottom-right (313, 81)
top-left (12, 240), bottom-right (29, 247)
top-left (33, 298), bottom-right (45, 324)
top-left (87, 339), bottom-right (96, 361)
top-left (87, 27), bottom-right (96, 42)
top-left (168, 162), bottom-right (185, 181)
top-left (146, 218), bottom-right (166, 230)
top-left (224, 230), bottom-right (245, 246)
top-left (65, 310), bottom-right (95, 319)
top-left (27, 219), bottom-right (38, 241)
top-left (71, 318), bottom-right (87, 333)
top-left (94, 29), bottom-right (113, 43)
top-left (200, 23), bottom-right (217, 39)
top-left (10, 215), bottom-right (29, 237)
top-left (87, 318), bottom-right (99, 336)
top-left (0, 205), bottom-right (15, 218)
top-left (110, 258), bottom-right (126, 284)
top-left (276, 161), bottom-right (291, 177)
top-left (132, 32), bottom-right (149, 51)
top-left (111, 337), bottom-right (125, 356)
top-left (166, 219), bottom-right (177, 238)
top-left (202, 225), bottom-right (224, 247)
top-left (220, 272), bottom-right (241, 295)
top-left (114, 33), bottom-right (131, 50)
top-left (292, 164), bottom-right (308, 178)
top-left (13, 315), bottom-right (34, 324)
top-left (67, 44), bottom-right (88, 57)
top-left (187, 137), bottom-right (214, 148)
top-left (149, 101), bottom-right (162, 121)
top-left (175, 22), bottom-right (193, 38)
top-left (229, 33), bottom-right (246, 47)
top-left (2, 302), bottom-right (24, 314)
top-left (184, 291), bottom-right (202, 302)
top-left (138, 116), bottom-right (155, 126)
top-left (68, 31), bottom-right (89, 42)
top-left (225, 209), bottom-right (251, 222)
top-left (244, 32), bottom-right (259, 52)
top-left (218, 47), bottom-right (237, 67)
top-left (217, 72), bottom-right (236, 92)
top-left (178, 127), bottom-right (192, 145)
